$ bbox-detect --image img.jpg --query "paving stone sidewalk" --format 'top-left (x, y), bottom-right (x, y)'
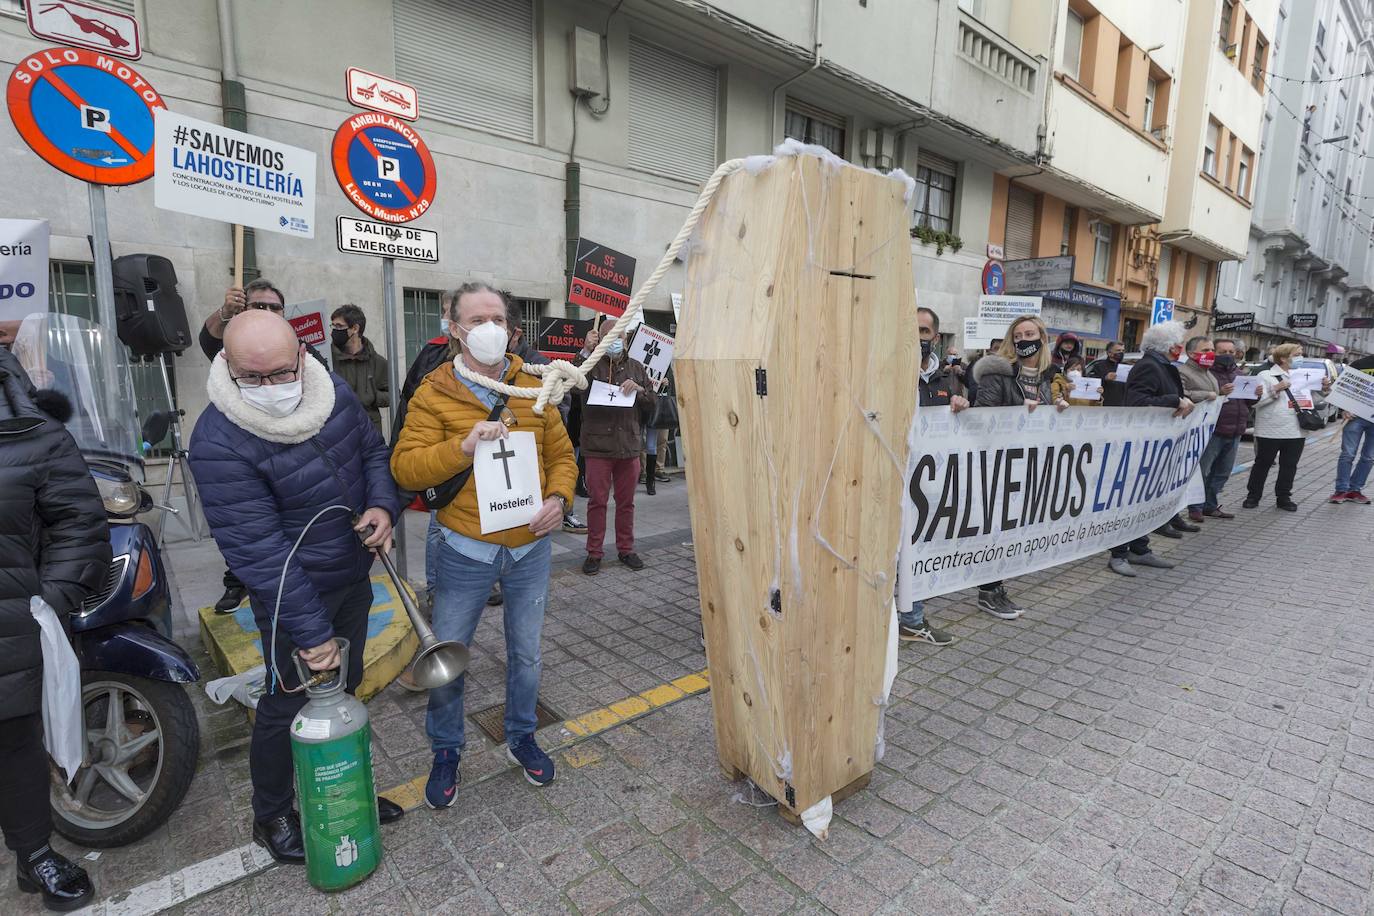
top-left (9, 432), bottom-right (1374, 914)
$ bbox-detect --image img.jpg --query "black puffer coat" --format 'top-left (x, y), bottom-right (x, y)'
top-left (0, 349), bottom-right (111, 720)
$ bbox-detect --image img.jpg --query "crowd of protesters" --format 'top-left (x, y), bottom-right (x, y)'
top-left (902, 307), bottom-right (1357, 646)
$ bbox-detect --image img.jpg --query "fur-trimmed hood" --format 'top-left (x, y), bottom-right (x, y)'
top-left (972, 353), bottom-right (1016, 381)
top-left (206, 352), bottom-right (336, 444)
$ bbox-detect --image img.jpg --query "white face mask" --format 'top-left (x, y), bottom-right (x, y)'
top-left (240, 379), bottom-right (303, 417)
top-left (460, 321), bottom-right (509, 366)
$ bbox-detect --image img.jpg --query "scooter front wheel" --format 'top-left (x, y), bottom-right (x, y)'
top-left (50, 672), bottom-right (200, 848)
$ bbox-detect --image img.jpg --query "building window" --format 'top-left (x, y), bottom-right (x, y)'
top-left (1223, 135), bottom-right (1236, 189)
top-left (1239, 148), bottom-right (1254, 199)
top-left (508, 296), bottom-right (545, 344)
top-left (394, 0), bottom-right (535, 141)
top-left (1193, 259), bottom-right (1210, 306)
top-left (1204, 119), bottom-right (1220, 177)
top-left (1091, 221), bottom-right (1114, 285)
top-left (784, 100), bottom-right (846, 157)
top-left (628, 38), bottom-right (719, 181)
top-left (1144, 79), bottom-right (1158, 131)
top-left (1062, 10), bottom-right (1085, 82)
top-left (913, 154), bottom-right (957, 233)
top-left (1061, 206), bottom-right (1076, 256)
top-left (1252, 34), bottom-right (1269, 90)
top-left (1158, 246), bottom-right (1172, 297)
top-left (1316, 21), bottom-right (1326, 55)
top-left (403, 287), bottom-right (445, 368)
top-left (1219, 1), bottom-right (1234, 50)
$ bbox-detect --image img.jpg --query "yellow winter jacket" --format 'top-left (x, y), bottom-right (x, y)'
top-left (390, 356), bottom-right (577, 549)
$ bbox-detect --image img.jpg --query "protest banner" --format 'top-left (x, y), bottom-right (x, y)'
top-left (1227, 376), bottom-right (1261, 400)
top-left (0, 219), bottom-right (50, 319)
top-left (587, 379), bottom-right (636, 407)
top-left (628, 324), bottom-right (674, 384)
top-left (154, 109), bottom-right (317, 237)
top-left (896, 401), bottom-right (1221, 606)
top-left (1327, 367), bottom-right (1374, 422)
top-left (287, 300), bottom-right (331, 369)
top-left (473, 431), bottom-right (542, 534)
top-left (537, 316), bottom-right (593, 360)
top-left (568, 238), bottom-right (635, 317)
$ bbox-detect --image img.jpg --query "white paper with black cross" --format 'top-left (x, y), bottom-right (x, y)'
top-left (628, 325), bottom-right (675, 386)
top-left (473, 431), bottom-right (542, 534)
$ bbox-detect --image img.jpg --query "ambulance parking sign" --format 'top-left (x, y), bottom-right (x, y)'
top-left (331, 112), bottom-right (437, 224)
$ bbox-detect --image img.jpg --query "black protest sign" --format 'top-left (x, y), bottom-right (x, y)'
top-left (538, 317), bottom-right (594, 360)
top-left (568, 238), bottom-right (636, 317)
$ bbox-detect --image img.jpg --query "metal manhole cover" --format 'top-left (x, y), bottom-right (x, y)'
top-left (469, 699), bottom-right (561, 744)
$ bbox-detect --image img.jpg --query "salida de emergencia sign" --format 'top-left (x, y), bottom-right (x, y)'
top-left (154, 109), bottom-right (316, 237)
top-left (336, 217), bottom-right (437, 262)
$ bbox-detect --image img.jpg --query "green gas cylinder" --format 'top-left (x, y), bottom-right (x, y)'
top-left (289, 638), bottom-right (381, 892)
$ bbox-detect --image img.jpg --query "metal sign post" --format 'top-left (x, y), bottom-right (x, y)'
top-left (86, 184), bottom-right (124, 406)
top-left (381, 256), bottom-right (406, 572)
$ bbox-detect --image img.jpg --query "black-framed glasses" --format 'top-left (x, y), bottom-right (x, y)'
top-left (231, 354), bottom-right (301, 389)
top-left (247, 302), bottom-right (286, 314)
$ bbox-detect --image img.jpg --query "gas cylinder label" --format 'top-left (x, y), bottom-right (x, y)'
top-left (292, 720), bottom-right (381, 891)
top-left (293, 716), bottom-right (330, 739)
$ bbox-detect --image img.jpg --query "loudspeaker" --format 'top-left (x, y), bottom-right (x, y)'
top-left (113, 254), bottom-right (192, 356)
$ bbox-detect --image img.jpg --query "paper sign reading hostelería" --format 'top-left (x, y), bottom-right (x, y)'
top-left (896, 401), bottom-right (1221, 606)
top-left (474, 431), bottom-right (542, 534)
top-left (568, 238), bottom-right (636, 317)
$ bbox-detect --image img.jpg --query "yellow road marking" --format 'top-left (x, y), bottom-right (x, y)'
top-left (379, 668), bottom-right (711, 809)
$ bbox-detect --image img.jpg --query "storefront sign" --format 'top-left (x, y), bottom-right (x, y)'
top-left (1002, 255), bottom-right (1074, 293)
top-left (1288, 313), bottom-right (1319, 329)
top-left (1214, 311), bottom-right (1255, 333)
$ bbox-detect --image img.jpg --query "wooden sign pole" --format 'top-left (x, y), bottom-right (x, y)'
top-left (233, 223), bottom-right (244, 285)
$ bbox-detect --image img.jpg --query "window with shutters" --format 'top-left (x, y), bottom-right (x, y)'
top-left (1192, 258), bottom-right (1211, 306)
top-left (394, 0), bottom-right (535, 141)
top-left (912, 154), bottom-right (957, 233)
top-left (1062, 10), bottom-right (1085, 82)
top-left (785, 100), bottom-right (846, 157)
top-left (1157, 246), bottom-right (1173, 297)
top-left (627, 38), bottom-right (719, 181)
top-left (1091, 221), bottom-right (1114, 285)
top-left (1204, 119), bottom-right (1220, 176)
top-left (1004, 186), bottom-right (1036, 260)
top-left (1061, 207), bottom-right (1076, 257)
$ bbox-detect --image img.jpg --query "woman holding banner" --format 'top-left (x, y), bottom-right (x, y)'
top-left (969, 316), bottom-right (1069, 620)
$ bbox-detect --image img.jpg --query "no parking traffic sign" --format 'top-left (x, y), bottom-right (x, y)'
top-left (6, 46), bottom-right (164, 184)
top-left (331, 111), bottom-right (436, 224)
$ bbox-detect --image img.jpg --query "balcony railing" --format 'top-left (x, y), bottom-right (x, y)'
top-left (957, 10), bottom-right (1038, 95)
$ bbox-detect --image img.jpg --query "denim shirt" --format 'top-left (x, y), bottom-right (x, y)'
top-left (440, 358), bottom-right (540, 565)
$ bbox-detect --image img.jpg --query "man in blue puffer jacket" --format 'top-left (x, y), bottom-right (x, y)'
top-left (189, 310), bottom-right (403, 864)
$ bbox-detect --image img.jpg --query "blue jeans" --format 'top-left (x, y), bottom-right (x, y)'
top-left (427, 536), bottom-right (552, 752)
top-left (898, 600), bottom-right (925, 629)
top-left (1336, 417), bottom-right (1374, 492)
top-left (1190, 433), bottom-right (1242, 512)
top-left (425, 511), bottom-right (441, 594)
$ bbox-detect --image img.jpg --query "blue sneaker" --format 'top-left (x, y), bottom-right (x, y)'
top-left (506, 736), bottom-right (555, 786)
top-left (424, 749), bottom-right (460, 809)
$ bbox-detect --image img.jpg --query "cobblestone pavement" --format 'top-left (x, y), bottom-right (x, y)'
top-left (10, 433), bottom-right (1374, 914)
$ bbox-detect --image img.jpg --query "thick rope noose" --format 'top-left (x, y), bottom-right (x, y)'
top-left (453, 157), bottom-right (748, 413)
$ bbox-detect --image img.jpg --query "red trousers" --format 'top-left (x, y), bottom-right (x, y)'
top-left (585, 456), bottom-right (639, 559)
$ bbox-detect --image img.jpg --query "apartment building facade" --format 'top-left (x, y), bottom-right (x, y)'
top-left (1217, 0), bottom-right (1374, 357)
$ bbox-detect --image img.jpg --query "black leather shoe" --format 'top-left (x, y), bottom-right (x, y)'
top-left (1155, 525), bottom-right (1183, 539)
top-left (16, 847), bottom-right (94, 912)
top-left (214, 584), bottom-right (247, 613)
top-left (1242, 498), bottom-right (1259, 508)
top-left (582, 556), bottom-right (601, 576)
top-left (619, 552), bottom-right (646, 571)
top-left (1278, 501), bottom-right (1299, 512)
top-left (486, 584), bottom-right (503, 606)
top-left (253, 812), bottom-right (305, 864)
top-left (378, 796), bottom-right (404, 824)
top-left (1171, 517), bottom-right (1201, 532)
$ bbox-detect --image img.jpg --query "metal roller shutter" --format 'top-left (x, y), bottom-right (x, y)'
top-left (627, 37), bottom-right (719, 181)
top-left (1005, 185), bottom-right (1036, 260)
top-left (393, 0), bottom-right (534, 141)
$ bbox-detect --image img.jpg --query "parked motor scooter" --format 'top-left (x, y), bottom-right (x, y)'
top-left (14, 312), bottom-right (201, 848)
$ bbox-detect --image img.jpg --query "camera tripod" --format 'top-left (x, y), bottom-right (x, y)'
top-left (150, 352), bottom-right (203, 545)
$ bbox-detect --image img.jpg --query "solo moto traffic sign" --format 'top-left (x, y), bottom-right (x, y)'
top-left (6, 46), bottom-right (165, 184)
top-left (331, 111), bottom-right (437, 224)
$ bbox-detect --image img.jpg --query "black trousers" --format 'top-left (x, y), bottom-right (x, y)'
top-left (0, 712), bottom-right (53, 856)
top-left (1111, 536), bottom-right (1151, 559)
top-left (1247, 437), bottom-right (1306, 504)
top-left (250, 579), bottom-right (371, 821)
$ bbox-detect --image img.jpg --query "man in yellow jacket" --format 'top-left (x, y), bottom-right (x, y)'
top-left (392, 282), bottom-right (576, 807)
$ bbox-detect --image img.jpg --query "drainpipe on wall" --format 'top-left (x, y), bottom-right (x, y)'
top-left (769, 0), bottom-right (823, 135)
top-left (216, 0), bottom-right (257, 282)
